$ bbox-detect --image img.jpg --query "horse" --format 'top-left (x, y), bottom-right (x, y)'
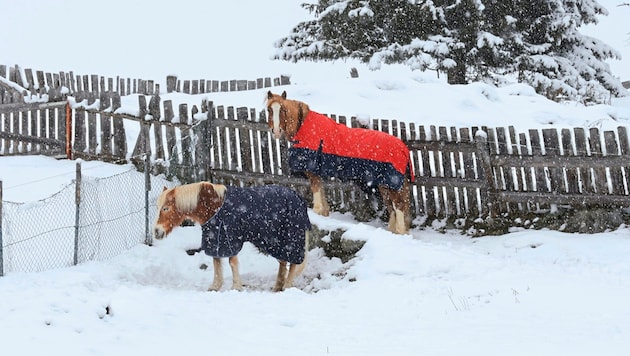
top-left (266, 90), bottom-right (413, 234)
top-left (153, 182), bottom-right (311, 292)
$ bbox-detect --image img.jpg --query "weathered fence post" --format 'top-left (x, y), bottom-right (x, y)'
top-left (87, 93), bottom-right (98, 156)
top-left (0, 180), bottom-right (3, 276)
top-left (73, 161), bottom-right (81, 265)
top-left (206, 101), bottom-right (215, 180)
top-left (193, 100), bottom-right (212, 181)
top-left (162, 100), bottom-right (178, 178)
top-left (131, 95), bottom-right (150, 169)
top-left (111, 93), bottom-right (127, 160)
top-left (179, 103), bottom-right (194, 183)
top-left (144, 153), bottom-right (152, 246)
top-left (475, 130), bottom-right (497, 217)
top-left (65, 102), bottom-right (72, 159)
top-left (99, 92), bottom-right (113, 157)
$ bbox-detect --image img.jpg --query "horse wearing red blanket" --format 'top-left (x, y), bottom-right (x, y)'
top-left (266, 91), bottom-right (413, 234)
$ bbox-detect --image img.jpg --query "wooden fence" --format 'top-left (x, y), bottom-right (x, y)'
top-left (1, 64), bottom-right (160, 98)
top-left (63, 93), bottom-right (630, 219)
top-left (486, 126), bottom-right (630, 211)
top-left (3, 85), bottom-right (630, 220)
top-left (1, 64), bottom-right (292, 100)
top-left (0, 101), bottom-right (67, 156)
top-left (166, 74), bottom-right (291, 94)
top-left (408, 125), bottom-right (630, 218)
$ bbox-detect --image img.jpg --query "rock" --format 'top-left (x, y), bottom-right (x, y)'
top-left (309, 225), bottom-right (365, 262)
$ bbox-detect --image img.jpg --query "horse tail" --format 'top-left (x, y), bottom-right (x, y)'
top-left (406, 159), bottom-right (415, 183)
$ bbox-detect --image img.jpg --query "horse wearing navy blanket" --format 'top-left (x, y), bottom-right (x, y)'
top-left (266, 91), bottom-right (413, 234)
top-left (153, 182), bottom-right (311, 292)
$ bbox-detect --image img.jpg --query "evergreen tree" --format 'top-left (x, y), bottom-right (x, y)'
top-left (507, 0), bottom-right (626, 103)
top-left (273, 0), bottom-right (627, 103)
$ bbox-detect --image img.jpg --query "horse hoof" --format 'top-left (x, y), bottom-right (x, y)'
top-left (314, 209), bottom-right (330, 217)
top-left (208, 284), bottom-right (222, 292)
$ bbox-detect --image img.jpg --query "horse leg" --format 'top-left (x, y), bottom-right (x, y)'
top-left (283, 231), bottom-right (310, 290)
top-left (208, 257), bottom-right (224, 291)
top-left (399, 180), bottom-right (412, 233)
top-left (273, 261), bottom-right (288, 292)
top-left (229, 255), bottom-right (243, 290)
top-left (306, 172), bottom-right (330, 216)
top-left (392, 204), bottom-right (407, 234)
top-left (380, 183), bottom-right (411, 235)
top-left (285, 259), bottom-right (307, 290)
top-left (379, 186), bottom-right (398, 233)
top-left (393, 180), bottom-right (412, 234)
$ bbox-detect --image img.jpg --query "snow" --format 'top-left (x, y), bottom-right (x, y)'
top-left (1, 0), bottom-right (630, 355)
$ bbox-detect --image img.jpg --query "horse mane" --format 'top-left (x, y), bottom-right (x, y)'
top-left (161, 182), bottom-right (226, 212)
top-left (296, 101), bottom-right (308, 125)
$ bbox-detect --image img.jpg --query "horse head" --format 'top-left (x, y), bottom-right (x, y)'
top-left (266, 90), bottom-right (310, 140)
top-left (153, 182), bottom-right (226, 239)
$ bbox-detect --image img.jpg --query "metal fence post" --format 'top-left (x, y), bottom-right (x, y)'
top-left (73, 161), bottom-right (81, 265)
top-left (0, 180), bottom-right (4, 277)
top-left (144, 153), bottom-right (152, 246)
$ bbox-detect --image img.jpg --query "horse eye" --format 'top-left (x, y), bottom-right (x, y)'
top-left (162, 206), bottom-right (169, 212)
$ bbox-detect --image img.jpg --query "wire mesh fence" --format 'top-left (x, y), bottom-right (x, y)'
top-left (0, 162), bottom-right (177, 275)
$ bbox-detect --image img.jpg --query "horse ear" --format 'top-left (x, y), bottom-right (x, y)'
top-left (162, 186), bottom-right (168, 192)
top-left (267, 90), bottom-right (273, 99)
top-left (281, 91), bottom-right (287, 99)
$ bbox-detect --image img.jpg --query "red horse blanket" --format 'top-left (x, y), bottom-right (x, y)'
top-left (289, 111), bottom-right (413, 190)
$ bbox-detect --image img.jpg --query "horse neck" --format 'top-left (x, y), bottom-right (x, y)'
top-left (188, 187), bottom-right (224, 224)
top-left (287, 100), bottom-right (310, 138)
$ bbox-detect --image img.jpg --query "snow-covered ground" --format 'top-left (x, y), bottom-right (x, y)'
top-left (1, 1), bottom-right (630, 355)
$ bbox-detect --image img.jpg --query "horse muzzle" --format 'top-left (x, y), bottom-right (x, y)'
top-left (154, 228), bottom-right (166, 240)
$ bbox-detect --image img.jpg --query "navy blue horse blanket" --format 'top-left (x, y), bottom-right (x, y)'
top-left (201, 185), bottom-right (311, 264)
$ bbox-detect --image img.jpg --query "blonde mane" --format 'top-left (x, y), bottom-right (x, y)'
top-left (158, 182), bottom-right (226, 212)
